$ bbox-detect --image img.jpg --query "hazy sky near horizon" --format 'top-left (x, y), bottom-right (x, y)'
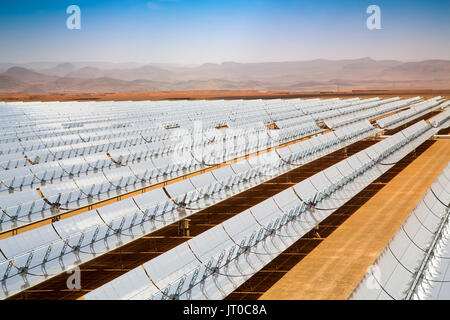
top-left (1, 0), bottom-right (449, 64)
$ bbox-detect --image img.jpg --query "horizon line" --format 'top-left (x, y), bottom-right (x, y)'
top-left (2, 56), bottom-right (450, 68)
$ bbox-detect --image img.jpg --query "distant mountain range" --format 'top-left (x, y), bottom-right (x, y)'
top-left (0, 58), bottom-right (449, 93)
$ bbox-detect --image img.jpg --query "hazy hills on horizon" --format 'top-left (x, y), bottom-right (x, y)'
top-left (0, 57), bottom-right (449, 93)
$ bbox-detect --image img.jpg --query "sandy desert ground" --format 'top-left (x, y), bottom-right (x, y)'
top-left (0, 89), bottom-right (449, 102)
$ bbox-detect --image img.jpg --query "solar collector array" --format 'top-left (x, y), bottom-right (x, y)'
top-left (376, 97), bottom-right (444, 130)
top-left (84, 120), bottom-right (438, 300)
top-left (2, 97), bottom-right (400, 233)
top-left (0, 97), bottom-right (446, 300)
top-left (350, 162), bottom-right (450, 300)
top-left (0, 120), bottom-right (378, 299)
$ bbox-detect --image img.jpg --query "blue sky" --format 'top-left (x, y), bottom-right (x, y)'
top-left (0, 0), bottom-right (449, 64)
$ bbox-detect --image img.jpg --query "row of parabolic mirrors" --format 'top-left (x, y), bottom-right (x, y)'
top-left (0, 96), bottom-right (449, 300)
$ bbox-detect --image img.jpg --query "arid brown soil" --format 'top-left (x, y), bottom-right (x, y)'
top-left (0, 89), bottom-right (449, 102)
